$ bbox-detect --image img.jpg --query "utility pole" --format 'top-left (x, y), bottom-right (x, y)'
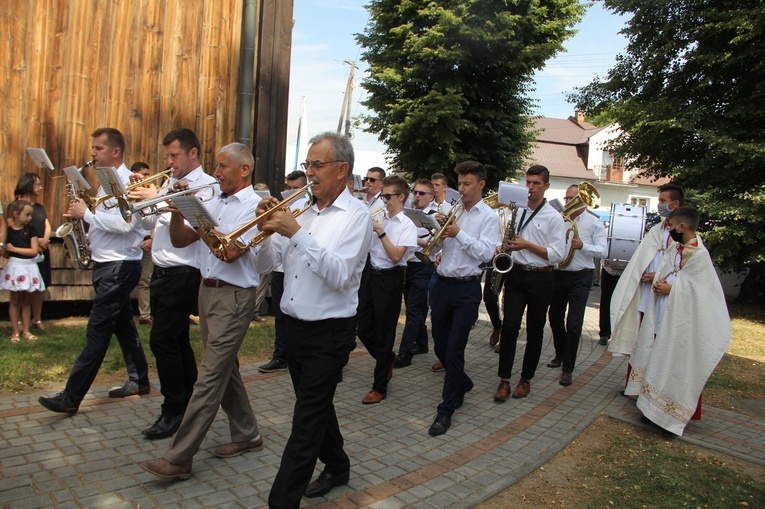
top-left (337, 61), bottom-right (357, 138)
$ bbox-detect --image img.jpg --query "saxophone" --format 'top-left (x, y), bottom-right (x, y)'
top-left (56, 162), bottom-right (94, 270)
top-left (490, 203), bottom-right (519, 294)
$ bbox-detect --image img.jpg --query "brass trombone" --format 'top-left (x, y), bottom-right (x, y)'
top-left (415, 202), bottom-right (464, 264)
top-left (200, 182), bottom-right (314, 261)
top-left (129, 180), bottom-right (219, 217)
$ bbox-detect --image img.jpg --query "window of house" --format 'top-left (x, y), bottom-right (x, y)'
top-left (629, 195), bottom-right (650, 207)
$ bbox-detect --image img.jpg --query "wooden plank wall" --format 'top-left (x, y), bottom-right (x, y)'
top-left (0, 0), bottom-right (269, 303)
top-left (0, 0), bottom-right (252, 219)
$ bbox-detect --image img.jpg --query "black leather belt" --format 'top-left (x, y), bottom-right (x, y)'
top-left (201, 278), bottom-right (242, 288)
top-left (154, 265), bottom-right (198, 278)
top-left (370, 266), bottom-right (405, 275)
top-left (513, 264), bottom-right (553, 273)
top-left (438, 274), bottom-right (481, 283)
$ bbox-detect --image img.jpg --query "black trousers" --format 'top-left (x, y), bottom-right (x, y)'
top-left (270, 271), bottom-right (287, 361)
top-left (269, 316), bottom-right (355, 509)
top-left (497, 268), bottom-right (554, 381)
top-left (64, 261), bottom-right (148, 404)
top-left (399, 261), bottom-right (434, 358)
top-left (357, 266), bottom-right (405, 394)
top-left (548, 269), bottom-right (593, 374)
top-left (482, 265), bottom-right (503, 329)
top-left (149, 266), bottom-right (200, 416)
top-left (599, 268), bottom-right (621, 338)
top-left (430, 277), bottom-right (481, 417)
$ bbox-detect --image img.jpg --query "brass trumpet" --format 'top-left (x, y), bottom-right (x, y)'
top-left (81, 168), bottom-right (173, 222)
top-left (415, 202), bottom-right (464, 264)
top-left (200, 182), bottom-right (314, 261)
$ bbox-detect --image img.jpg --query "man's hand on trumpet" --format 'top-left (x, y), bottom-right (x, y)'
top-left (127, 185), bottom-right (158, 202)
top-left (256, 197), bottom-right (302, 239)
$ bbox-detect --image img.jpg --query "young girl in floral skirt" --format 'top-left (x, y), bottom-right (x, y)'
top-left (1, 200), bottom-right (46, 342)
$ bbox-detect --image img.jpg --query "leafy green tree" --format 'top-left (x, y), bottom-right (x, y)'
top-left (568, 0), bottom-right (765, 301)
top-left (357, 0), bottom-right (584, 188)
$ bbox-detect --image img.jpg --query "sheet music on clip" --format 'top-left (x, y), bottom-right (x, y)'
top-left (63, 166), bottom-right (91, 191)
top-left (172, 195), bottom-right (218, 229)
top-left (445, 187), bottom-right (461, 205)
top-left (26, 148), bottom-right (55, 170)
top-left (497, 181), bottom-right (530, 209)
top-left (95, 167), bottom-right (127, 196)
top-left (403, 208), bottom-right (440, 231)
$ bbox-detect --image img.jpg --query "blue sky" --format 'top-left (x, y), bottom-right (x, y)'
top-left (286, 0), bottom-right (629, 172)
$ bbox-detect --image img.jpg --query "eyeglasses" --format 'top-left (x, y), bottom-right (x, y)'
top-left (363, 177), bottom-right (380, 183)
top-left (413, 190), bottom-right (432, 196)
top-left (300, 160), bottom-right (343, 171)
top-left (381, 193), bottom-right (402, 201)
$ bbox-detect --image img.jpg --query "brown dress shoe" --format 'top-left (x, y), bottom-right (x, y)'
top-left (547, 357), bottom-right (562, 368)
top-left (512, 379), bottom-right (531, 398)
top-left (560, 372), bottom-right (573, 386)
top-left (212, 435), bottom-right (264, 458)
top-left (362, 390), bottom-right (386, 404)
top-left (140, 458), bottom-right (192, 481)
top-left (493, 380), bottom-right (511, 402)
top-left (431, 360), bottom-right (445, 372)
top-left (488, 328), bottom-right (501, 347)
top-left (494, 342), bottom-right (500, 354)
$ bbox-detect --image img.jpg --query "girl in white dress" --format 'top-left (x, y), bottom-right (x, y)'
top-left (1, 200), bottom-right (46, 342)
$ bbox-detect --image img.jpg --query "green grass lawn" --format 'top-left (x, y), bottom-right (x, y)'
top-left (0, 319), bottom-right (275, 393)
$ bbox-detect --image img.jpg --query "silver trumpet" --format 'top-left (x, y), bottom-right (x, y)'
top-left (129, 180), bottom-right (219, 217)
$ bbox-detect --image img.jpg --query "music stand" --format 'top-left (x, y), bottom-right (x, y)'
top-left (172, 196), bottom-right (218, 229)
top-left (63, 166), bottom-right (91, 192)
top-left (26, 148), bottom-right (55, 171)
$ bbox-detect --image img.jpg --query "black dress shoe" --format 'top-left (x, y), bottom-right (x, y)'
top-left (546, 357), bottom-right (562, 368)
top-left (394, 355), bottom-right (412, 368)
top-left (39, 392), bottom-right (78, 415)
top-left (455, 378), bottom-right (474, 408)
top-left (428, 414), bottom-right (451, 436)
top-left (304, 470), bottom-right (350, 498)
top-left (142, 413), bottom-right (183, 440)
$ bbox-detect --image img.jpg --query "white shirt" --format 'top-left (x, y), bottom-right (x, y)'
top-left (196, 186), bottom-right (272, 288)
top-left (83, 163), bottom-right (145, 263)
top-left (559, 211), bottom-right (608, 271)
top-left (437, 200), bottom-right (499, 278)
top-left (369, 211), bottom-right (418, 269)
top-left (278, 188), bottom-right (372, 321)
top-left (140, 166), bottom-right (218, 269)
top-left (510, 200), bottom-right (567, 267)
top-left (434, 199), bottom-right (453, 215)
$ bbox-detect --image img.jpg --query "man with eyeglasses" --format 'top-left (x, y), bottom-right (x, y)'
top-left (363, 167), bottom-right (386, 215)
top-left (263, 132), bottom-right (372, 505)
top-left (357, 175), bottom-right (417, 404)
top-left (395, 179), bottom-right (438, 368)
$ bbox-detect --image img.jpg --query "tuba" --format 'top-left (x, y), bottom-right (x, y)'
top-left (56, 176), bottom-right (93, 270)
top-left (559, 182), bottom-right (600, 268)
top-left (415, 202), bottom-right (464, 264)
